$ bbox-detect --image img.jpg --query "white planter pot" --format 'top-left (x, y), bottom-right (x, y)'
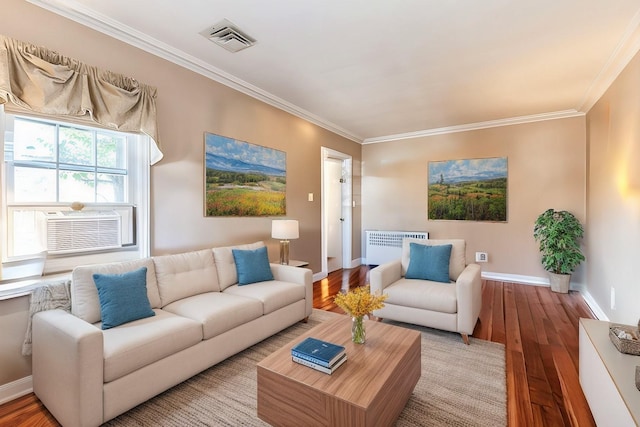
top-left (548, 272), bottom-right (571, 293)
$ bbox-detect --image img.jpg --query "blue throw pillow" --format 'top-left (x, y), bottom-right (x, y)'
top-left (405, 243), bottom-right (452, 283)
top-left (232, 246), bottom-right (274, 285)
top-left (93, 267), bottom-right (155, 330)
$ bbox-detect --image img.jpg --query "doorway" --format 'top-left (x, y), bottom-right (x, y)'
top-left (321, 147), bottom-right (352, 276)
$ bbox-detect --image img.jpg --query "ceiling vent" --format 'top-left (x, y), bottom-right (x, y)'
top-left (201, 19), bottom-right (256, 53)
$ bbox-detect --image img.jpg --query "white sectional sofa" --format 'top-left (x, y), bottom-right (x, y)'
top-left (31, 241), bottom-right (312, 427)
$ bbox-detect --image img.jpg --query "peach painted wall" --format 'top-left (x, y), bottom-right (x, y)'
top-left (2, 2), bottom-right (362, 269)
top-left (0, 0), bottom-right (361, 387)
top-left (586, 49), bottom-right (640, 324)
top-left (362, 117), bottom-right (587, 282)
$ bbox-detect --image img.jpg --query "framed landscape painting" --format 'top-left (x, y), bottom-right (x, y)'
top-left (204, 133), bottom-right (286, 216)
top-left (428, 157), bottom-right (507, 222)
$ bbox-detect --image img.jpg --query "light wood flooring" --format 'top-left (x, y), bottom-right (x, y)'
top-left (0, 265), bottom-right (597, 426)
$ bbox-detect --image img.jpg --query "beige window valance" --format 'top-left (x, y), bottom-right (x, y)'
top-left (0, 35), bottom-right (163, 164)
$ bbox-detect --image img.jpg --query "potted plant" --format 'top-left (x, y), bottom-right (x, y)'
top-left (533, 209), bottom-right (585, 293)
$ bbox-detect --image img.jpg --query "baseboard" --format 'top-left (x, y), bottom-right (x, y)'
top-left (482, 271), bottom-right (608, 320)
top-left (481, 271), bottom-right (549, 286)
top-left (0, 376), bottom-right (32, 405)
top-left (312, 259), bottom-right (360, 283)
top-left (578, 288), bottom-right (609, 321)
top-left (312, 271), bottom-right (327, 282)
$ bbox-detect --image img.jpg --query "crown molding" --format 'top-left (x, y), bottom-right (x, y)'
top-left (577, 8), bottom-right (640, 112)
top-left (362, 110), bottom-right (585, 144)
top-left (26, 0), bottom-right (638, 146)
top-left (26, 0), bottom-right (363, 143)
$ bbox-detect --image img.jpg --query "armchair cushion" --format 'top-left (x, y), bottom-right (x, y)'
top-left (402, 238), bottom-right (467, 281)
top-left (384, 278), bottom-right (457, 313)
top-left (405, 243), bottom-right (452, 283)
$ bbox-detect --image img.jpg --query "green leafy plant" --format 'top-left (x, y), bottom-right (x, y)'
top-left (533, 209), bottom-right (585, 274)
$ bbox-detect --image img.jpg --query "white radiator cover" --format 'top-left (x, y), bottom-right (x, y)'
top-left (365, 230), bottom-right (428, 265)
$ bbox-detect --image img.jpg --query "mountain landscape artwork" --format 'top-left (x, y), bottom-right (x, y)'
top-left (204, 133), bottom-right (286, 216)
top-left (428, 157), bottom-right (507, 222)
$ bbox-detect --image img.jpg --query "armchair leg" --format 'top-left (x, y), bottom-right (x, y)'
top-left (461, 333), bottom-right (470, 345)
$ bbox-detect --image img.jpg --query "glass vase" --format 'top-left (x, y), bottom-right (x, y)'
top-left (351, 316), bottom-right (366, 344)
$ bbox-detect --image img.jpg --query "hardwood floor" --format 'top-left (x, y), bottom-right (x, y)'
top-left (316, 266), bottom-right (597, 426)
top-left (1, 266), bottom-right (596, 426)
top-left (0, 392), bottom-right (57, 427)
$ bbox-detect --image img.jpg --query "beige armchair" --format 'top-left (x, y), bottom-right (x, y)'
top-left (370, 238), bottom-right (482, 344)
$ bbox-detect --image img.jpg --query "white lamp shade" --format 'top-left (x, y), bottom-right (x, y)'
top-left (272, 220), bottom-right (299, 239)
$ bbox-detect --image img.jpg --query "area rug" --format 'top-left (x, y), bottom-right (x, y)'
top-left (105, 310), bottom-right (506, 426)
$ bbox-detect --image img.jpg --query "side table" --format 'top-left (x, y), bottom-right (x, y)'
top-left (287, 260), bottom-right (309, 268)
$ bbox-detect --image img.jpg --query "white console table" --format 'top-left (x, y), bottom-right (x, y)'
top-left (579, 318), bottom-right (640, 426)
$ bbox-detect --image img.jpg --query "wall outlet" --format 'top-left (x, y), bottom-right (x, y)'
top-left (611, 287), bottom-right (616, 310)
top-left (475, 252), bottom-right (488, 263)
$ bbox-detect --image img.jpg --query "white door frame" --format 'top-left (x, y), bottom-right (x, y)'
top-left (321, 147), bottom-right (352, 277)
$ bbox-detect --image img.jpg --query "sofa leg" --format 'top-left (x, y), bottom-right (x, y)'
top-left (461, 333), bottom-right (470, 345)
top-left (301, 316), bottom-right (309, 323)
top-left (375, 317), bottom-right (383, 322)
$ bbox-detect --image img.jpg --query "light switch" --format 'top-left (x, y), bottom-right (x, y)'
top-left (308, 193), bottom-right (314, 202)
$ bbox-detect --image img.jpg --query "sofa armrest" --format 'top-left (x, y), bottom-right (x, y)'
top-left (270, 263), bottom-right (311, 285)
top-left (455, 263), bottom-right (482, 335)
top-left (33, 309), bottom-right (104, 427)
top-left (370, 260), bottom-right (402, 294)
top-left (270, 263), bottom-right (313, 317)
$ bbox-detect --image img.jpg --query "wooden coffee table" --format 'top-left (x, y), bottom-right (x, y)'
top-left (257, 315), bottom-right (421, 426)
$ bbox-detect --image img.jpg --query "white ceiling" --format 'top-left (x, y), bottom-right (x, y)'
top-left (30, 0), bottom-right (640, 143)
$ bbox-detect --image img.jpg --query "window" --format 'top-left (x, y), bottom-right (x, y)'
top-left (1, 110), bottom-right (150, 277)
top-left (8, 117), bottom-right (129, 204)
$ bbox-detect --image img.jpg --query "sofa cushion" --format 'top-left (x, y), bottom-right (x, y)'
top-left (72, 258), bottom-right (160, 324)
top-left (162, 292), bottom-right (263, 340)
top-left (153, 249), bottom-right (220, 307)
top-left (405, 243), bottom-right (452, 283)
top-left (384, 278), bottom-right (457, 313)
top-left (101, 309), bottom-right (202, 383)
top-left (402, 238), bottom-right (467, 281)
top-left (212, 241), bottom-right (266, 291)
top-left (232, 246), bottom-right (274, 285)
top-left (93, 267), bottom-right (155, 330)
top-left (223, 280), bottom-right (306, 315)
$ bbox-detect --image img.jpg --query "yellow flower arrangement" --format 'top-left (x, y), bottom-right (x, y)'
top-left (333, 285), bottom-right (387, 317)
top-left (334, 286), bottom-right (387, 344)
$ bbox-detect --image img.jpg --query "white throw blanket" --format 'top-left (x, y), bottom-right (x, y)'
top-left (22, 280), bottom-right (72, 356)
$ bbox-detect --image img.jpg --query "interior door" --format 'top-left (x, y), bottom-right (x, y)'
top-left (325, 158), bottom-right (343, 273)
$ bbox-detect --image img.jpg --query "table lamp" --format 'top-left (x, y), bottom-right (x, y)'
top-left (271, 219), bottom-right (299, 265)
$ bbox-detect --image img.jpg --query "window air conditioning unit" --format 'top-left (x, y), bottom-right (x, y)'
top-left (42, 211), bottom-right (122, 255)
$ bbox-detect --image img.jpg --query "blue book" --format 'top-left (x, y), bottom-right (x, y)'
top-left (291, 337), bottom-right (345, 368)
top-left (292, 353), bottom-right (347, 374)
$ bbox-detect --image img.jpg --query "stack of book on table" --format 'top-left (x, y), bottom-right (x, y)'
top-left (291, 337), bottom-right (347, 374)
